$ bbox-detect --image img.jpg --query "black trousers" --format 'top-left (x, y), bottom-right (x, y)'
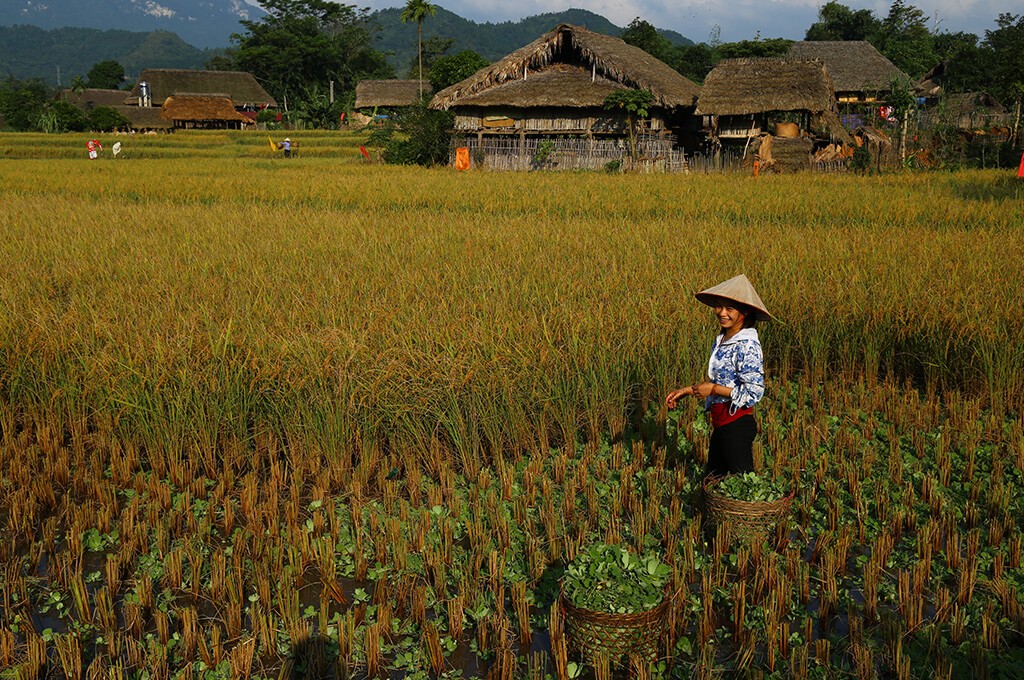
top-left (705, 414), bottom-right (757, 478)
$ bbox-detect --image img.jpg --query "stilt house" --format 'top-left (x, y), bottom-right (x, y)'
top-left (787, 42), bottom-right (910, 105)
top-left (126, 69), bottom-right (277, 120)
top-left (159, 95), bottom-right (252, 130)
top-left (696, 58), bottom-right (852, 171)
top-left (429, 24), bottom-right (701, 169)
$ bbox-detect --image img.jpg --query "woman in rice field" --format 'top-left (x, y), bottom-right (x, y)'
top-left (665, 274), bottom-right (773, 478)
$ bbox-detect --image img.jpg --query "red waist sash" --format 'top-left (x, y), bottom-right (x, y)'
top-left (709, 402), bottom-right (753, 429)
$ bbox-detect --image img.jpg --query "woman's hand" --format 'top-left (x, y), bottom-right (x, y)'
top-left (665, 386), bottom-right (693, 409)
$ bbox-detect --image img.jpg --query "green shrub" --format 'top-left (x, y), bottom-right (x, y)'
top-left (369, 99), bottom-right (454, 167)
top-left (38, 101), bottom-right (88, 133)
top-left (88, 106), bottom-right (129, 132)
top-left (851, 143), bottom-right (872, 173)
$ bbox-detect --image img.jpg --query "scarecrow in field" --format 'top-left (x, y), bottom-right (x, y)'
top-left (86, 138), bottom-right (102, 160)
top-left (666, 274), bottom-right (773, 478)
top-left (280, 137), bottom-right (292, 158)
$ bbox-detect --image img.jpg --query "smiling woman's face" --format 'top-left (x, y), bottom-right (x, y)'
top-left (712, 300), bottom-right (747, 333)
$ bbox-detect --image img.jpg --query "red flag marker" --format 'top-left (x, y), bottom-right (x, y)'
top-left (1018, 149), bottom-right (1024, 178)
top-left (359, 145), bottom-right (371, 161)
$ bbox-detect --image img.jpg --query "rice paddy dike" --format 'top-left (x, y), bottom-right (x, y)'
top-left (1, 130), bottom-right (1024, 678)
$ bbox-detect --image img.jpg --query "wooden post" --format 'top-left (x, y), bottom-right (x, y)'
top-left (1013, 98), bottom-right (1021, 147)
top-left (899, 111), bottom-right (909, 164)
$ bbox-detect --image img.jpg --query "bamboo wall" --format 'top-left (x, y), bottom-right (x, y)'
top-left (453, 107), bottom-right (668, 134)
top-left (452, 136), bottom-right (680, 171)
top-left (450, 136), bottom-right (749, 173)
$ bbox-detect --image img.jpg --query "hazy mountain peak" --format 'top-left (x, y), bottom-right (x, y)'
top-left (4, 0), bottom-right (264, 47)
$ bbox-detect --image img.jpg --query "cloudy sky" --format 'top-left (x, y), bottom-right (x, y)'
top-left (357, 0), bottom-right (1016, 43)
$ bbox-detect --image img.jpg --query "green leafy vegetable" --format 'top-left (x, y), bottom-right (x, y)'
top-left (715, 472), bottom-right (789, 503)
top-left (562, 544), bottom-right (670, 614)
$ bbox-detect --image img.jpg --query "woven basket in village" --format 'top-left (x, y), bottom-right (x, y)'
top-left (703, 477), bottom-right (794, 543)
top-left (561, 589), bottom-right (670, 666)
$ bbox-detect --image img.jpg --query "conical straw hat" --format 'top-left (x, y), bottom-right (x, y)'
top-left (694, 274), bottom-right (774, 322)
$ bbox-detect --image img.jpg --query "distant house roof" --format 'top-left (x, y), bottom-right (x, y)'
top-left (431, 24), bottom-right (700, 111)
top-left (943, 92), bottom-right (1004, 116)
top-left (450, 63), bottom-right (624, 108)
top-left (787, 41), bottom-right (911, 93)
top-left (116, 106), bottom-right (172, 130)
top-left (59, 89), bottom-right (129, 109)
top-left (127, 69), bottom-right (277, 108)
top-left (159, 95), bottom-right (252, 123)
top-left (354, 80), bottom-right (428, 108)
top-left (696, 58), bottom-right (836, 116)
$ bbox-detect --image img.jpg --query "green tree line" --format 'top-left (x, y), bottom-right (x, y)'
top-left (622, 1), bottom-right (1024, 120)
top-left (3, 0), bottom-right (1022, 134)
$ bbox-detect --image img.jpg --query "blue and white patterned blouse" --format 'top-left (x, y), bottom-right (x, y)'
top-left (704, 327), bottom-right (765, 415)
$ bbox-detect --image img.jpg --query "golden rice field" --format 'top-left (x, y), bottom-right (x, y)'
top-left (1, 130), bottom-right (1024, 679)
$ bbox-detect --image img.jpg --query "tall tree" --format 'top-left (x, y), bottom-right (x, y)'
top-left (874, 0), bottom-right (937, 78)
top-left (805, 2), bottom-right (881, 41)
top-left (407, 36), bottom-right (454, 80)
top-left (401, 0), bottom-right (437, 97)
top-left (674, 44), bottom-right (715, 84)
top-left (229, 0), bottom-right (394, 107)
top-left (86, 60), bottom-right (126, 90)
top-left (622, 18), bottom-right (674, 65)
top-left (429, 50), bottom-right (488, 92)
top-left (984, 13), bottom-right (1024, 141)
top-left (933, 31), bottom-right (989, 94)
top-left (0, 77), bottom-right (50, 131)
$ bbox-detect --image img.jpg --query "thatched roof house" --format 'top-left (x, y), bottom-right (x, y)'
top-left (160, 95), bottom-right (252, 129)
top-left (59, 89), bottom-right (129, 110)
top-left (696, 59), bottom-right (835, 117)
top-left (119, 106), bottom-right (172, 131)
top-left (55, 88), bottom-right (170, 130)
top-left (430, 24), bottom-right (700, 139)
top-left (355, 80), bottom-right (428, 109)
top-left (127, 70), bottom-right (277, 109)
top-left (943, 92), bottom-right (1004, 116)
top-left (696, 58), bottom-right (851, 144)
top-left (925, 92), bottom-right (1008, 130)
top-left (787, 41), bottom-right (911, 102)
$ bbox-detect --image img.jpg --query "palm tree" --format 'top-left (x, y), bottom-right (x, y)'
top-left (400, 0), bottom-right (437, 98)
top-left (69, 75), bottom-right (88, 95)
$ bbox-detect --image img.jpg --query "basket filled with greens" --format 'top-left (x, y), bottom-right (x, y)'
top-left (560, 544), bottom-right (672, 666)
top-left (703, 472), bottom-right (794, 542)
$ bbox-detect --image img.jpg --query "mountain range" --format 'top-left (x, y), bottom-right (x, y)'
top-left (372, 7), bottom-right (694, 76)
top-left (2, 0), bottom-right (262, 48)
top-left (1, 2), bottom-right (694, 85)
top-left (0, 25), bottom-right (216, 84)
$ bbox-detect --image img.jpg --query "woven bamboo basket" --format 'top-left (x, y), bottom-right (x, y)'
top-left (703, 477), bottom-right (794, 543)
top-left (773, 122), bottom-right (800, 138)
top-left (561, 588), bottom-right (670, 666)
